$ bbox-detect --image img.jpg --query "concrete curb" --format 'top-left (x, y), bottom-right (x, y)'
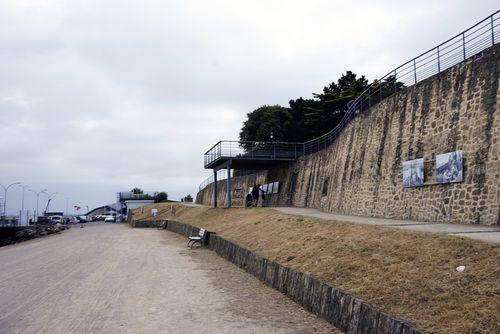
top-left (136, 220), bottom-right (424, 334)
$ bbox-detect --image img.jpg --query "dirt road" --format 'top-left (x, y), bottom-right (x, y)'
top-left (0, 223), bottom-right (337, 333)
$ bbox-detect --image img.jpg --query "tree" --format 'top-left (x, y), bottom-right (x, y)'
top-left (288, 98), bottom-right (322, 141)
top-left (239, 105), bottom-right (294, 143)
top-left (131, 187), bottom-right (143, 195)
top-left (155, 192), bottom-right (168, 203)
top-left (238, 71), bottom-right (404, 145)
top-left (306, 71), bottom-right (369, 136)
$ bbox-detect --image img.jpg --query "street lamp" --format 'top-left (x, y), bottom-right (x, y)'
top-left (45, 192), bottom-right (58, 214)
top-left (28, 188), bottom-right (48, 222)
top-left (19, 184), bottom-right (29, 224)
top-left (1, 182), bottom-right (21, 217)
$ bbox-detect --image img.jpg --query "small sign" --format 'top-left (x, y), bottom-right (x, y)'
top-left (152, 208), bottom-right (158, 217)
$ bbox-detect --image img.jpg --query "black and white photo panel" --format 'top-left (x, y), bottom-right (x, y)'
top-left (403, 158), bottom-right (424, 187)
top-left (436, 150), bottom-right (463, 184)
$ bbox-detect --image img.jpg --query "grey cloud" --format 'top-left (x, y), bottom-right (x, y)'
top-left (0, 0), bottom-right (497, 214)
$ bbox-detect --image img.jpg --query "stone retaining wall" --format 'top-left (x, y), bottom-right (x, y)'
top-left (143, 219), bottom-right (423, 334)
top-left (197, 44), bottom-right (499, 225)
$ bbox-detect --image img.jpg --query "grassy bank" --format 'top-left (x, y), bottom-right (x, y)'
top-left (133, 204), bottom-right (499, 333)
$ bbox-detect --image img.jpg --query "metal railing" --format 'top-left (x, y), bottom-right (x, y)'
top-left (198, 169), bottom-right (227, 191)
top-left (117, 191), bottom-right (159, 202)
top-left (204, 140), bottom-right (304, 167)
top-left (304, 10), bottom-right (499, 154)
top-left (200, 10), bottom-right (500, 190)
top-left (198, 169), bottom-right (262, 191)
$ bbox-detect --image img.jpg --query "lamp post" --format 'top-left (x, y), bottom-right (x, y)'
top-left (29, 188), bottom-right (48, 222)
top-left (19, 184), bottom-right (29, 224)
top-left (1, 182), bottom-right (21, 217)
top-left (46, 192), bottom-right (58, 214)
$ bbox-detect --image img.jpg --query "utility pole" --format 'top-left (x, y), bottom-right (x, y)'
top-left (1, 182), bottom-right (21, 217)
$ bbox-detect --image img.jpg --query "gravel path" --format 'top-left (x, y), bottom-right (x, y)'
top-left (0, 223), bottom-right (337, 334)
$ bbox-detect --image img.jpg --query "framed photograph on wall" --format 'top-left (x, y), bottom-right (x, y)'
top-left (436, 151), bottom-right (463, 184)
top-left (273, 181), bottom-right (279, 194)
top-left (403, 158), bottom-right (424, 187)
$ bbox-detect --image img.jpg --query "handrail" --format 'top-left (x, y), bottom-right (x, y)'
top-left (200, 10), bottom-right (500, 192)
top-left (301, 10), bottom-right (499, 153)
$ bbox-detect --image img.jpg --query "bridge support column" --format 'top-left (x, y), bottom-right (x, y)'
top-left (226, 163), bottom-right (232, 208)
top-left (213, 170), bottom-right (218, 208)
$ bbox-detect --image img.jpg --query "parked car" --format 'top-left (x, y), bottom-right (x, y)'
top-left (50, 216), bottom-right (63, 224)
top-left (68, 216), bottom-right (79, 224)
top-left (104, 216), bottom-right (115, 223)
top-left (77, 216), bottom-right (88, 223)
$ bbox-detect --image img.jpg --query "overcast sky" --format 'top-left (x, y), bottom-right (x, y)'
top-left (0, 1), bottom-right (497, 215)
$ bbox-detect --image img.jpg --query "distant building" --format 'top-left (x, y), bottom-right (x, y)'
top-left (117, 191), bottom-right (157, 219)
top-left (182, 195), bottom-right (193, 203)
top-left (86, 203), bottom-right (123, 216)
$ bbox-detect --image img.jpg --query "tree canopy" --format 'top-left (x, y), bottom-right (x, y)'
top-left (131, 187), bottom-right (143, 194)
top-left (239, 105), bottom-right (294, 143)
top-left (155, 192), bottom-right (168, 203)
top-left (239, 71), bottom-right (403, 143)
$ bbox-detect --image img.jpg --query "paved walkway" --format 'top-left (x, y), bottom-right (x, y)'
top-left (0, 223), bottom-right (337, 334)
top-left (274, 207), bottom-right (500, 244)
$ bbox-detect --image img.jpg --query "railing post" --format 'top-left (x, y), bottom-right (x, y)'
top-left (437, 46), bottom-right (441, 73)
top-left (213, 170), bottom-right (218, 208)
top-left (379, 81), bottom-right (382, 102)
top-left (226, 164), bottom-right (232, 208)
top-left (462, 32), bottom-right (466, 60)
top-left (368, 86), bottom-right (371, 108)
top-left (394, 70), bottom-right (397, 94)
top-left (413, 59), bottom-right (417, 84)
top-left (491, 15), bottom-right (495, 45)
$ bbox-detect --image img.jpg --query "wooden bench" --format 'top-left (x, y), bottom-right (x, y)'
top-left (187, 228), bottom-right (206, 248)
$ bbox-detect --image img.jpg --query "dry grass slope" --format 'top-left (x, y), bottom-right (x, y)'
top-left (133, 204), bottom-right (500, 334)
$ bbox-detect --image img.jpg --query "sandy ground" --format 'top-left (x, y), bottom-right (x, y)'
top-left (0, 223), bottom-right (338, 334)
top-left (132, 204), bottom-right (500, 333)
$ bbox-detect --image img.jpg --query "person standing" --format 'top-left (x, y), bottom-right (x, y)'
top-left (251, 184), bottom-right (259, 207)
top-left (259, 185), bottom-right (267, 207)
